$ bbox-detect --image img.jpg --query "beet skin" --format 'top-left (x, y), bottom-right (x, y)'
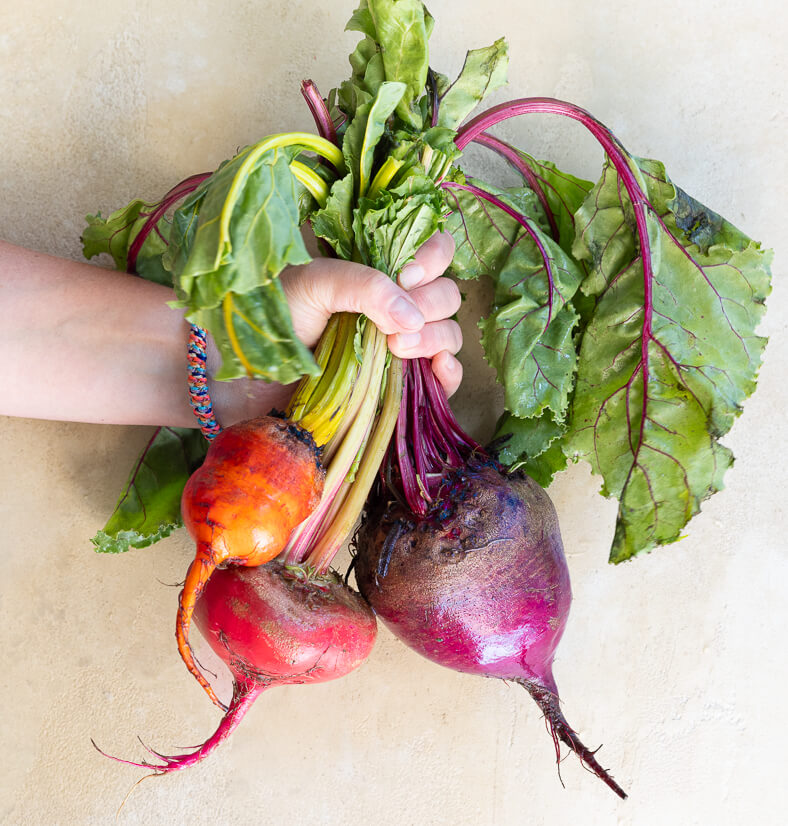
top-left (99, 561), bottom-right (376, 775)
top-left (355, 461), bottom-right (626, 798)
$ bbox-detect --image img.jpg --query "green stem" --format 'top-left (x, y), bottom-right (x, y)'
top-left (305, 357), bottom-right (402, 573)
top-left (220, 132), bottom-right (344, 244)
top-left (281, 325), bottom-right (388, 565)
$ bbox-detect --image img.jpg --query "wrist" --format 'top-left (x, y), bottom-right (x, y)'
top-left (200, 330), bottom-right (293, 427)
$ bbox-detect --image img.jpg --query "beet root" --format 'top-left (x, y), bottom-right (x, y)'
top-left (177, 416), bottom-right (325, 708)
top-left (355, 461), bottom-right (626, 799)
top-left (99, 560), bottom-right (376, 775)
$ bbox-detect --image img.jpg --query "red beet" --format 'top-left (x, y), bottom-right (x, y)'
top-left (355, 460), bottom-right (626, 799)
top-left (100, 560), bottom-right (376, 774)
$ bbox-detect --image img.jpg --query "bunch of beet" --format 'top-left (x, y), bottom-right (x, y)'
top-left (92, 23), bottom-right (626, 797)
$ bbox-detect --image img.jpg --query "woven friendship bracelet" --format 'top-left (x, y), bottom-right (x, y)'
top-left (187, 324), bottom-right (223, 440)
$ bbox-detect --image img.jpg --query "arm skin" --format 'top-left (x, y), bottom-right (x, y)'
top-left (0, 232), bottom-right (462, 428)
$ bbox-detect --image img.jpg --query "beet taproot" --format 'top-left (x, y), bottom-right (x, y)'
top-left (355, 460), bottom-right (626, 799)
top-left (100, 560), bottom-right (376, 774)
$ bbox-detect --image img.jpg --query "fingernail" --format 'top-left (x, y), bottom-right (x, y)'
top-left (395, 332), bottom-right (421, 350)
top-left (398, 263), bottom-right (424, 290)
top-left (390, 297), bottom-right (424, 330)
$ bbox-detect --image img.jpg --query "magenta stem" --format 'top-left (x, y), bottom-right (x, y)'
top-left (456, 96), bottom-right (654, 469)
top-left (441, 180), bottom-right (557, 327)
top-left (390, 359), bottom-right (483, 516)
top-left (301, 80), bottom-right (339, 146)
top-left (126, 172), bottom-right (211, 273)
top-left (471, 132), bottom-right (560, 241)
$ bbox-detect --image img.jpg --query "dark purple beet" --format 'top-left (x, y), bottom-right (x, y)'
top-left (355, 460), bottom-right (626, 799)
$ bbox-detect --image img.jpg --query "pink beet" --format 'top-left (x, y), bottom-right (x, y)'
top-left (355, 359), bottom-right (626, 798)
top-left (98, 560), bottom-right (376, 774)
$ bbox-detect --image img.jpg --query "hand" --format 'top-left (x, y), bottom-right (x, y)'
top-left (281, 232), bottom-right (462, 397)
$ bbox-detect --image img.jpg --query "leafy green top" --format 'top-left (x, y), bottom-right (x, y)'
top-left (84, 0), bottom-right (771, 563)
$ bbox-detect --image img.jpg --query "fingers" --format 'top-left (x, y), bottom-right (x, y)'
top-left (388, 319), bottom-right (462, 360)
top-left (430, 350), bottom-right (463, 398)
top-left (406, 276), bottom-right (461, 324)
top-left (281, 259), bottom-right (425, 347)
top-left (280, 231), bottom-right (459, 354)
top-left (398, 231), bottom-right (456, 290)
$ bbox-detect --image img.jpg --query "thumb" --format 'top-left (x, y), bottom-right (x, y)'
top-left (281, 259), bottom-right (425, 346)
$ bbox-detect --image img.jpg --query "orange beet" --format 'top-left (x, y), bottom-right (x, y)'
top-left (177, 415), bottom-right (324, 707)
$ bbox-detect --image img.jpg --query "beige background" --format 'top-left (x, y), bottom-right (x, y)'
top-left (2, 1), bottom-right (786, 824)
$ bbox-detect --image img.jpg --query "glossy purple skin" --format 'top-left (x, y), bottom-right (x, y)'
top-left (355, 464), bottom-right (571, 691)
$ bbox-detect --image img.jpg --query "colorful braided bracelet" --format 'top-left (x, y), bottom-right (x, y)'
top-left (187, 324), bottom-right (222, 440)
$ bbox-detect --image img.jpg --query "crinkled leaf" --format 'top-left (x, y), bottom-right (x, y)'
top-left (353, 173), bottom-right (444, 275)
top-left (388, 127), bottom-right (460, 184)
top-left (367, 0), bottom-right (431, 128)
top-left (446, 180), bottom-right (583, 420)
top-left (445, 181), bottom-right (549, 280)
top-left (92, 427), bottom-right (207, 553)
top-left (482, 303), bottom-right (579, 420)
top-left (311, 173), bottom-right (355, 259)
top-left (568, 157), bottom-right (772, 562)
top-left (167, 145), bottom-right (318, 383)
top-left (82, 199), bottom-right (171, 285)
top-left (437, 38), bottom-right (509, 131)
top-left (494, 409), bottom-right (568, 487)
top-left (504, 151), bottom-right (594, 255)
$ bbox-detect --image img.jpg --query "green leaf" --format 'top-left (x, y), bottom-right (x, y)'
top-left (367, 0), bottom-right (431, 128)
top-left (191, 287), bottom-right (318, 384)
top-left (172, 146), bottom-right (311, 307)
top-left (342, 81), bottom-right (407, 196)
top-left (481, 303), bottom-right (579, 421)
top-left (346, 0), bottom-right (377, 38)
top-left (82, 199), bottom-right (171, 285)
top-left (509, 153), bottom-right (594, 257)
top-left (353, 173), bottom-right (444, 275)
top-left (445, 181), bottom-right (549, 280)
top-left (337, 79), bottom-right (374, 121)
top-left (168, 144), bottom-right (319, 383)
top-left (92, 427), bottom-right (207, 553)
top-left (437, 38), bottom-right (509, 131)
top-left (446, 180), bottom-right (583, 420)
top-left (568, 157), bottom-right (772, 562)
top-left (494, 409), bottom-right (568, 487)
top-left (348, 36), bottom-right (385, 103)
top-left (311, 174), bottom-right (355, 259)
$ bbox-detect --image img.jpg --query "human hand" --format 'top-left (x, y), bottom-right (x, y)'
top-left (280, 231), bottom-right (462, 397)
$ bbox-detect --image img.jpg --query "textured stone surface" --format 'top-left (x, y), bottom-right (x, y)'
top-left (1, 1), bottom-right (786, 823)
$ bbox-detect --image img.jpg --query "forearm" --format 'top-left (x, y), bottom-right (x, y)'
top-left (0, 241), bottom-right (290, 427)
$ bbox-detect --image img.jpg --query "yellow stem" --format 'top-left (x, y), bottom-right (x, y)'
top-left (221, 132), bottom-right (344, 242)
top-left (222, 293), bottom-right (256, 376)
top-left (289, 160), bottom-right (329, 208)
top-left (307, 356), bottom-right (403, 573)
top-left (367, 157), bottom-right (403, 199)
